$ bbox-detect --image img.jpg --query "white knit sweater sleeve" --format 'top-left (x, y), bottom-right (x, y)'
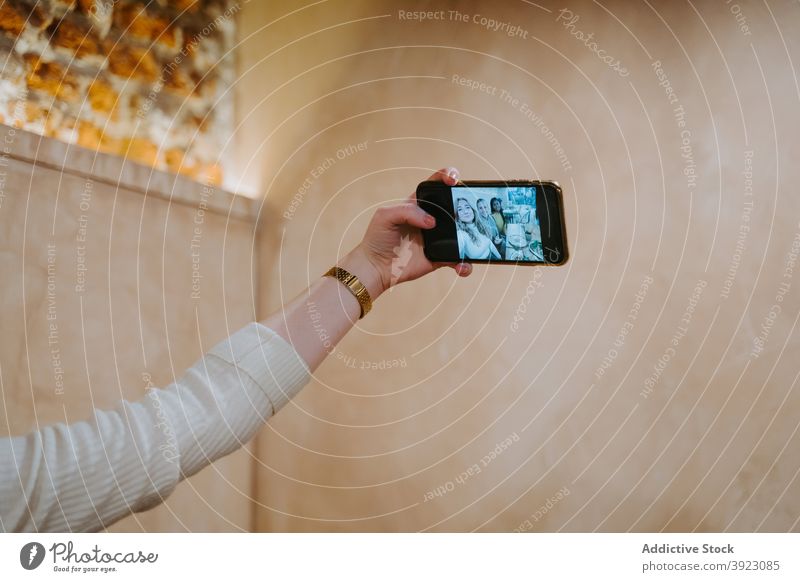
top-left (0, 323), bottom-right (310, 532)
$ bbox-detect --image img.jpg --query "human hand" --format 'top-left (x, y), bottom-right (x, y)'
top-left (340, 167), bottom-right (472, 299)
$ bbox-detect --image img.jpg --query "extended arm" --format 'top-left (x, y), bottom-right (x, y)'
top-left (0, 168), bottom-right (469, 532)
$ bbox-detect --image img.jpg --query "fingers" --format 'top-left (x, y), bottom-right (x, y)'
top-left (452, 262), bottom-right (472, 277)
top-left (432, 261), bottom-right (473, 277)
top-left (421, 168), bottom-right (466, 276)
top-left (408, 167), bottom-right (460, 202)
top-left (379, 202), bottom-right (436, 230)
top-left (430, 166), bottom-right (460, 185)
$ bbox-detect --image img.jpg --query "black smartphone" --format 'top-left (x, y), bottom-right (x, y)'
top-left (416, 180), bottom-right (569, 265)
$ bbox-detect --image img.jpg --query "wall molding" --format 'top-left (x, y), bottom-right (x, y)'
top-left (0, 124), bottom-right (256, 222)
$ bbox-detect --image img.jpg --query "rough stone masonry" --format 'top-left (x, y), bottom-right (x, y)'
top-left (0, 0), bottom-right (238, 185)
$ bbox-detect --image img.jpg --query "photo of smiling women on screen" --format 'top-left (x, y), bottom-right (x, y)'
top-left (455, 197), bottom-right (502, 260)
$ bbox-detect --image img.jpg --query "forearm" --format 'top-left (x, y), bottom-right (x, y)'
top-left (1, 324), bottom-right (310, 532)
top-left (262, 247), bottom-right (384, 371)
top-left (1, 168), bottom-right (462, 532)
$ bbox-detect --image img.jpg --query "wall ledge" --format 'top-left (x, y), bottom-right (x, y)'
top-left (0, 124), bottom-right (257, 222)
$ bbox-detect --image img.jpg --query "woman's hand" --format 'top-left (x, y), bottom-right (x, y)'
top-left (340, 167), bottom-right (472, 299)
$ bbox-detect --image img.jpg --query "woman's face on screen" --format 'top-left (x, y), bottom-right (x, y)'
top-left (477, 199), bottom-right (490, 218)
top-left (456, 199), bottom-right (474, 223)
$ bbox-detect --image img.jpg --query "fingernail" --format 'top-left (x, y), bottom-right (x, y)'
top-left (448, 169), bottom-right (459, 181)
top-left (426, 214), bottom-right (436, 226)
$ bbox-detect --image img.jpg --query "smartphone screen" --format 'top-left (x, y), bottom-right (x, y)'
top-left (416, 180), bottom-right (568, 265)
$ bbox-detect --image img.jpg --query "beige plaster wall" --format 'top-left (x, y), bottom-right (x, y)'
top-left (0, 126), bottom-right (258, 531)
top-left (236, 0), bottom-right (800, 531)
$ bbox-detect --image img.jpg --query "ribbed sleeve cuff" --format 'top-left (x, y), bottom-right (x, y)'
top-left (208, 322), bottom-right (311, 416)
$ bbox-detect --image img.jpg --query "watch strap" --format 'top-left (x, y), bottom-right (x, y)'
top-left (324, 266), bottom-right (372, 319)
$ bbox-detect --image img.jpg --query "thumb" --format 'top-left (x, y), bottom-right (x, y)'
top-left (433, 262), bottom-right (473, 277)
top-left (379, 203), bottom-right (436, 230)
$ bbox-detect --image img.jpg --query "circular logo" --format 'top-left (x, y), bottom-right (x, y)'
top-left (19, 542), bottom-right (46, 570)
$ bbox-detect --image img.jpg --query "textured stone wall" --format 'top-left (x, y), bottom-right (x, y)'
top-left (0, 0), bottom-right (237, 185)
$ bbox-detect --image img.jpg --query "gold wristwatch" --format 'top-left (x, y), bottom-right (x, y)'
top-left (324, 266), bottom-right (372, 319)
